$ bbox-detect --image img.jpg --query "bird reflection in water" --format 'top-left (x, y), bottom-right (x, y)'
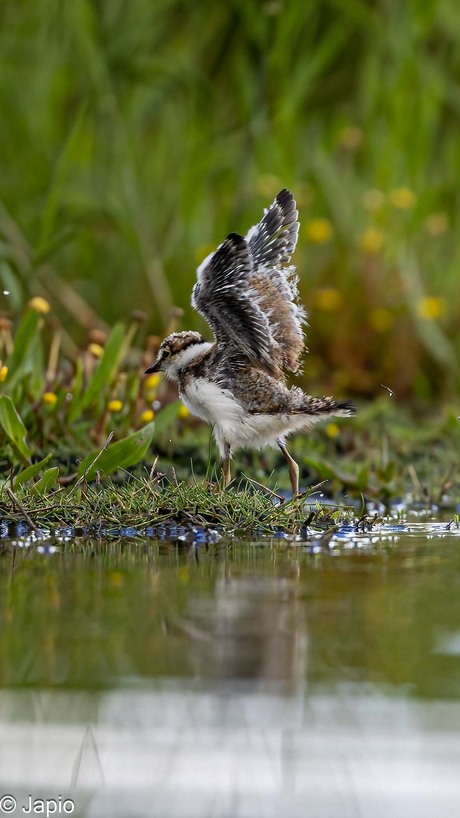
top-left (166, 556), bottom-right (307, 695)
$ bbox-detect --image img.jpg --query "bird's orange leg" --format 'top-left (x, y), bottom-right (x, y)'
top-left (277, 440), bottom-right (300, 496)
top-left (222, 442), bottom-right (232, 487)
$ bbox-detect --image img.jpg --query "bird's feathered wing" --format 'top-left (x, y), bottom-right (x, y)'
top-left (192, 232), bottom-right (276, 373)
top-left (246, 188), bottom-right (304, 372)
top-left (192, 189), bottom-right (305, 376)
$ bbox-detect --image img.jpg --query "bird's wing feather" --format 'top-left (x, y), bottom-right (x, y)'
top-left (246, 188), bottom-right (299, 268)
top-left (245, 189), bottom-right (305, 372)
top-left (192, 232), bottom-right (276, 374)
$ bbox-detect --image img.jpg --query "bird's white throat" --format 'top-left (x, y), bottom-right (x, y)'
top-left (163, 341), bottom-right (213, 381)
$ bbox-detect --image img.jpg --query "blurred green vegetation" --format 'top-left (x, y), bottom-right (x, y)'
top-left (0, 298), bottom-right (182, 480)
top-left (0, 0), bottom-right (460, 402)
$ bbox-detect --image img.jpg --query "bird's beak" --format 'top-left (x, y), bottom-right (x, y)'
top-left (144, 360), bottom-right (161, 374)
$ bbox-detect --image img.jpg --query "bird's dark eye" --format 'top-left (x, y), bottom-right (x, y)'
top-left (162, 349), bottom-right (171, 359)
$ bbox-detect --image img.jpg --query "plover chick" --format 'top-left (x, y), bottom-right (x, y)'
top-left (145, 189), bottom-right (355, 495)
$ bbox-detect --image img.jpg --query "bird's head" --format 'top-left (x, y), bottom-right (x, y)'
top-left (144, 331), bottom-right (210, 381)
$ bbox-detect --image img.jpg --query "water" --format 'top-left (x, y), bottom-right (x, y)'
top-left (1, 519), bottom-right (460, 817)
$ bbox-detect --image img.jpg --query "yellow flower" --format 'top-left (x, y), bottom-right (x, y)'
top-left (424, 212), bottom-right (449, 237)
top-left (88, 342), bottom-right (104, 358)
top-left (389, 187), bottom-right (417, 209)
top-left (0, 365), bottom-right (8, 383)
top-left (28, 296), bottom-right (50, 314)
top-left (369, 308), bottom-right (393, 332)
top-left (140, 409), bottom-right (155, 423)
top-left (178, 404), bottom-right (190, 419)
top-left (325, 423), bottom-right (340, 439)
top-left (144, 372), bottom-right (162, 390)
top-left (306, 218), bottom-right (333, 244)
top-left (42, 392), bottom-right (58, 406)
top-left (362, 189), bottom-right (385, 212)
top-left (360, 227), bottom-right (384, 254)
top-left (417, 296), bottom-right (445, 320)
top-left (107, 399), bottom-right (123, 413)
top-left (315, 288), bottom-right (342, 311)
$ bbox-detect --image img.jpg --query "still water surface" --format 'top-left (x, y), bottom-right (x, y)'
top-left (1, 519), bottom-right (460, 817)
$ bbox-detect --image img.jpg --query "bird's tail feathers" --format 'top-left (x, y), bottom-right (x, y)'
top-left (332, 399), bottom-right (356, 417)
top-left (300, 397), bottom-right (356, 417)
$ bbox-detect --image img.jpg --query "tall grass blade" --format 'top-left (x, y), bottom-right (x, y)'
top-left (12, 454), bottom-right (52, 489)
top-left (68, 323), bottom-right (125, 422)
top-left (31, 466), bottom-right (59, 495)
top-left (0, 395), bottom-right (32, 463)
top-left (4, 309), bottom-right (40, 387)
top-left (77, 421), bottom-right (155, 481)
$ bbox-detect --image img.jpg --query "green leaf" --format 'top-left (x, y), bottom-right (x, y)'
top-left (356, 464), bottom-right (369, 491)
top-left (29, 334), bottom-right (45, 397)
top-left (37, 102), bottom-right (87, 254)
top-left (78, 422), bottom-right (155, 481)
top-left (13, 454), bottom-right (52, 489)
top-left (0, 259), bottom-right (24, 312)
top-left (33, 225), bottom-right (76, 267)
top-left (380, 461), bottom-right (396, 483)
top-left (71, 358), bottom-right (84, 403)
top-left (31, 467), bottom-right (59, 495)
top-left (303, 455), bottom-right (359, 488)
top-left (4, 309), bottom-right (40, 386)
top-left (302, 456), bottom-right (338, 480)
top-left (0, 395), bottom-right (32, 463)
top-left (68, 324), bottom-right (126, 422)
top-left (154, 400), bottom-right (181, 435)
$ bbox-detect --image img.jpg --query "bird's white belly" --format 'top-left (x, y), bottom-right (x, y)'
top-left (181, 378), bottom-right (245, 426)
top-left (182, 378), bottom-right (316, 457)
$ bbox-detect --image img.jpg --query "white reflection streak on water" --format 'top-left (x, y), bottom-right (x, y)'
top-left (1, 690), bottom-right (460, 817)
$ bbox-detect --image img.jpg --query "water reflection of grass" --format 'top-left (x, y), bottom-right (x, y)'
top-left (2, 531), bottom-right (459, 695)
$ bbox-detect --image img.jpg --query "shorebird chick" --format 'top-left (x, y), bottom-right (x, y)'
top-left (145, 189), bottom-right (355, 495)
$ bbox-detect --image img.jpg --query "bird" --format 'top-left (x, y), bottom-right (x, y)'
top-left (145, 189), bottom-right (355, 495)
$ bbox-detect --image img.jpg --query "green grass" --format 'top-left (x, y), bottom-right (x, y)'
top-left (2, 473), bottom-right (354, 534)
top-left (3, 398), bottom-right (460, 532)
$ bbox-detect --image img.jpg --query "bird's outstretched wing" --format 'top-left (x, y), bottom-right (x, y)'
top-left (192, 189), bottom-right (304, 376)
top-left (246, 188), bottom-right (299, 269)
top-left (192, 232), bottom-right (276, 374)
top-left (245, 189), bottom-right (305, 373)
